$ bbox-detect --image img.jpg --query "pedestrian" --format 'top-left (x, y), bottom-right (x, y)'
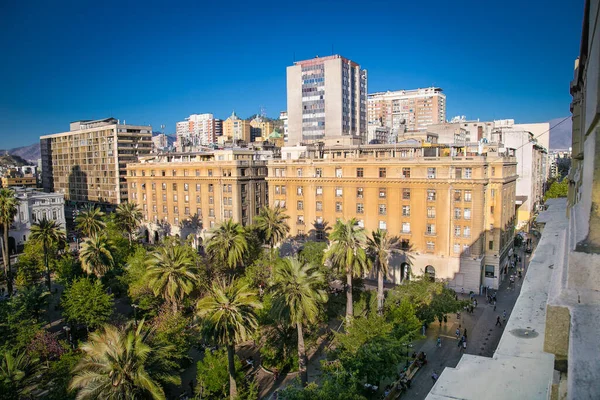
top-left (437, 337), bottom-right (442, 348)
top-left (474, 299), bottom-right (477, 307)
top-left (455, 328), bottom-right (460, 339)
top-left (457, 337), bottom-right (463, 347)
top-left (431, 372), bottom-right (439, 382)
top-left (462, 340), bottom-right (467, 352)
top-left (493, 300), bottom-right (497, 311)
top-left (496, 316), bottom-right (502, 327)
top-left (463, 328), bottom-right (468, 339)
top-left (503, 310), bottom-right (507, 322)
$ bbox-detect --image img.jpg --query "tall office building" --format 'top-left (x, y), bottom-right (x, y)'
top-left (368, 87), bottom-right (446, 134)
top-left (176, 113), bottom-right (222, 150)
top-left (286, 55), bottom-right (367, 145)
top-left (40, 118), bottom-right (152, 205)
top-left (268, 142), bottom-right (517, 291)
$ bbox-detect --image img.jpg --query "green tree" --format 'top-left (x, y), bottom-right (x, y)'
top-left (75, 205), bottom-right (106, 238)
top-left (69, 321), bottom-right (177, 400)
top-left (298, 242), bottom-right (327, 269)
top-left (206, 219), bottom-right (248, 272)
top-left (115, 202), bottom-right (143, 246)
top-left (62, 278), bottom-right (114, 330)
top-left (325, 219), bottom-right (369, 324)
top-left (196, 348), bottom-right (243, 400)
top-left (271, 257), bottom-right (327, 385)
top-left (0, 188), bottom-right (18, 297)
top-left (196, 280), bottom-right (262, 399)
top-left (367, 229), bottom-right (400, 315)
top-left (0, 350), bottom-right (38, 399)
top-left (544, 179), bottom-right (569, 200)
top-left (146, 244), bottom-right (199, 312)
top-left (44, 350), bottom-right (81, 400)
top-left (253, 206), bottom-right (290, 249)
top-left (148, 307), bottom-right (194, 372)
top-left (55, 255), bottom-right (83, 286)
top-left (79, 234), bottom-right (115, 277)
top-left (29, 218), bottom-right (66, 291)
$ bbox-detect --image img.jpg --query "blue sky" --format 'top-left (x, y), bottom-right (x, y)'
top-left (0, 0), bottom-right (582, 148)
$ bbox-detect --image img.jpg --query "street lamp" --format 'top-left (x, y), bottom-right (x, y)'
top-left (63, 325), bottom-right (72, 348)
top-left (132, 304), bottom-right (139, 327)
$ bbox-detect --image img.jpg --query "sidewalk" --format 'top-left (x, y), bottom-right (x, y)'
top-left (403, 245), bottom-right (532, 400)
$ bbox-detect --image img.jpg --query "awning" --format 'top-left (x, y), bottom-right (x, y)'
top-left (515, 195), bottom-right (528, 205)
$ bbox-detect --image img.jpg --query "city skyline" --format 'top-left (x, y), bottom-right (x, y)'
top-left (0, 0), bottom-right (582, 148)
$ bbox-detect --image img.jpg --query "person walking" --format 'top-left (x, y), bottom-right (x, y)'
top-left (437, 337), bottom-right (442, 348)
top-left (431, 372), bottom-right (439, 383)
top-left (503, 310), bottom-right (507, 322)
top-left (496, 316), bottom-right (502, 327)
top-left (457, 336), bottom-right (463, 347)
top-left (463, 328), bottom-right (468, 340)
top-left (493, 300), bottom-right (497, 311)
top-left (462, 340), bottom-right (467, 352)
top-left (455, 328), bottom-right (460, 339)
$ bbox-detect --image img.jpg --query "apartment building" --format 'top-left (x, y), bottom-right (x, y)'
top-left (267, 143), bottom-right (517, 291)
top-left (40, 118), bottom-right (152, 205)
top-left (287, 55), bottom-right (367, 145)
top-left (126, 149), bottom-right (268, 245)
top-left (2, 169), bottom-right (37, 188)
top-left (222, 112), bottom-right (251, 143)
top-left (279, 111), bottom-right (289, 143)
top-left (176, 113), bottom-right (222, 150)
top-left (151, 133), bottom-right (170, 153)
top-left (249, 116), bottom-right (274, 142)
top-left (368, 87), bottom-right (446, 134)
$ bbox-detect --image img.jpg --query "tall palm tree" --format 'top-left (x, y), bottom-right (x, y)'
top-left (196, 280), bottom-right (262, 399)
top-left (271, 257), bottom-right (327, 386)
top-left (367, 229), bottom-right (401, 315)
top-left (79, 234), bottom-right (114, 277)
top-left (325, 218), bottom-right (369, 324)
top-left (205, 220), bottom-right (248, 271)
top-left (253, 206), bottom-right (290, 249)
top-left (70, 321), bottom-right (175, 400)
top-left (75, 205), bottom-right (106, 238)
top-left (116, 202), bottom-right (143, 246)
top-left (0, 188), bottom-right (18, 297)
top-left (0, 350), bottom-right (37, 396)
top-left (146, 245), bottom-right (198, 312)
top-left (29, 218), bottom-right (66, 291)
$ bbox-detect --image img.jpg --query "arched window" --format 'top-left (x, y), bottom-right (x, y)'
top-left (425, 265), bottom-right (436, 281)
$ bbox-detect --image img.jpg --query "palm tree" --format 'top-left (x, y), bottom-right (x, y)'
top-left (75, 205), bottom-right (106, 238)
top-left (196, 280), bottom-right (262, 399)
top-left (0, 350), bottom-right (37, 396)
top-left (146, 245), bottom-right (198, 312)
top-left (0, 188), bottom-right (18, 297)
top-left (79, 234), bottom-right (114, 277)
top-left (325, 218), bottom-right (369, 324)
top-left (271, 257), bottom-right (327, 386)
top-left (116, 202), bottom-right (143, 246)
top-left (29, 218), bottom-right (66, 291)
top-left (70, 321), bottom-right (175, 400)
top-left (205, 220), bottom-right (248, 271)
top-left (367, 229), bottom-right (401, 315)
top-left (253, 206), bottom-right (290, 249)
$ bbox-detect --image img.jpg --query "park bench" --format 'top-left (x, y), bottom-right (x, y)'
top-left (383, 353), bottom-right (425, 400)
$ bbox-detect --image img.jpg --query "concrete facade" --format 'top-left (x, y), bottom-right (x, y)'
top-left (176, 113), bottom-right (222, 149)
top-left (222, 112), bottom-right (251, 143)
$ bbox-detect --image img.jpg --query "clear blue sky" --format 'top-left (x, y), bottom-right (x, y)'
top-left (0, 0), bottom-right (582, 148)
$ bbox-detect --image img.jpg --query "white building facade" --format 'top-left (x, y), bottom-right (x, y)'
top-left (176, 113), bottom-right (221, 149)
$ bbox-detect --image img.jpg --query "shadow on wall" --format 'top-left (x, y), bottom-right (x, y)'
top-left (68, 165), bottom-right (88, 202)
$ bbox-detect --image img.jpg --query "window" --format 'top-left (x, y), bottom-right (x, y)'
top-left (357, 203), bottom-right (364, 214)
top-left (491, 167), bottom-right (496, 177)
top-left (336, 202), bottom-right (343, 212)
top-left (379, 168), bottom-right (386, 178)
top-left (151, 182), bottom-right (156, 190)
top-left (174, 206), bottom-right (179, 214)
top-left (196, 183), bottom-right (201, 192)
top-left (379, 188), bottom-right (386, 198)
top-left (173, 194), bottom-right (178, 201)
top-left (196, 195), bottom-right (200, 203)
top-left (464, 190), bottom-right (472, 202)
top-left (489, 241), bottom-right (494, 250)
top-left (357, 220), bottom-right (365, 228)
top-left (316, 186), bottom-right (323, 195)
top-left (275, 186), bottom-right (280, 194)
top-left (356, 168), bottom-right (364, 178)
top-left (196, 208), bottom-right (202, 216)
top-left (208, 169), bottom-right (213, 177)
top-left (485, 265), bottom-right (495, 278)
top-left (455, 168), bottom-right (462, 179)
top-left (297, 215), bottom-right (305, 225)
top-left (427, 168), bottom-right (436, 178)
top-left (172, 170), bottom-right (177, 177)
top-left (454, 190), bottom-right (462, 201)
top-left (209, 196), bottom-right (214, 204)
top-left (162, 183), bottom-right (166, 190)
top-left (463, 244), bottom-right (471, 255)
top-left (183, 169), bottom-right (189, 177)
top-left (426, 224), bottom-right (436, 235)
top-left (402, 189), bottom-right (411, 200)
top-left (172, 183), bottom-right (177, 190)
top-left (274, 200), bottom-right (280, 207)
top-left (454, 225), bottom-right (461, 236)
top-left (163, 205), bottom-right (167, 213)
top-left (316, 201), bottom-right (323, 211)
top-left (402, 222), bottom-right (411, 233)
top-left (184, 195), bottom-right (189, 202)
top-left (465, 168), bottom-right (472, 178)
top-left (454, 208), bottom-right (461, 219)
top-left (402, 205), bottom-right (410, 216)
top-left (335, 168), bottom-right (342, 178)
top-left (195, 169), bottom-right (200, 176)
top-left (335, 187), bottom-right (343, 197)
top-left (184, 207), bottom-right (190, 215)
top-left (297, 201), bottom-right (303, 210)
top-left (379, 204), bottom-right (387, 215)
top-left (463, 226), bottom-right (471, 237)
top-left (427, 190), bottom-right (436, 201)
top-left (402, 168), bottom-right (411, 178)
top-left (209, 208), bottom-right (215, 217)
top-left (453, 243), bottom-right (461, 254)
top-left (464, 208), bottom-right (471, 220)
top-left (357, 187), bottom-right (364, 198)
top-left (315, 168), bottom-right (322, 177)
top-left (379, 221), bottom-right (387, 230)
top-left (210, 221), bottom-right (215, 228)
top-left (296, 168), bottom-right (303, 177)
top-left (297, 186), bottom-right (303, 196)
top-left (281, 186), bottom-right (287, 195)
top-left (426, 241), bottom-right (435, 251)
top-left (491, 189), bottom-right (496, 198)
top-left (490, 206), bottom-right (495, 214)
top-left (427, 207), bottom-right (436, 218)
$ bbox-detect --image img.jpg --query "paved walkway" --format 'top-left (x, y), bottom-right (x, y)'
top-left (402, 244), bottom-right (534, 400)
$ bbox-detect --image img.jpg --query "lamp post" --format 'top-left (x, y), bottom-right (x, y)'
top-left (63, 325), bottom-right (72, 348)
top-left (132, 304), bottom-right (139, 327)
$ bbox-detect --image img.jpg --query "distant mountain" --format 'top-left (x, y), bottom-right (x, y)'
top-left (0, 143), bottom-right (41, 161)
top-left (549, 117), bottom-right (572, 150)
top-left (0, 153), bottom-right (33, 167)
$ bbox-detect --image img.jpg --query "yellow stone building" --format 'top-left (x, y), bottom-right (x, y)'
top-left (126, 149), bottom-right (268, 245)
top-left (222, 112), bottom-right (252, 143)
top-left (249, 116), bottom-right (274, 142)
top-left (267, 143), bottom-right (517, 291)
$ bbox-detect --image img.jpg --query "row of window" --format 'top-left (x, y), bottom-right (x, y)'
top-left (132, 182), bottom-right (241, 193)
top-left (287, 166), bottom-right (473, 179)
top-left (131, 168), bottom-right (266, 178)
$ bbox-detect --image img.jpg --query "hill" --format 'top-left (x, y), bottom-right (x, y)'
top-left (0, 153), bottom-right (33, 167)
top-left (0, 143), bottom-right (41, 161)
